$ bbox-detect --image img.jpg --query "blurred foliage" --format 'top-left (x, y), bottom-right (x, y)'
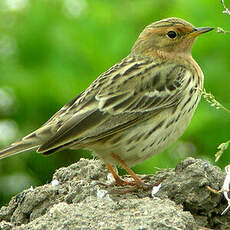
top-left (0, 0), bottom-right (229, 206)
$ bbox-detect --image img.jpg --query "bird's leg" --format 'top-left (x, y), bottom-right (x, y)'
top-left (109, 153), bottom-right (146, 188)
top-left (104, 162), bottom-right (134, 186)
top-left (102, 154), bottom-right (164, 193)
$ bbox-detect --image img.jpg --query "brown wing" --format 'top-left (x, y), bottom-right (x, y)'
top-left (37, 56), bottom-right (189, 153)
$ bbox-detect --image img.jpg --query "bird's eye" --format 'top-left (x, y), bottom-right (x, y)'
top-left (167, 31), bottom-right (177, 39)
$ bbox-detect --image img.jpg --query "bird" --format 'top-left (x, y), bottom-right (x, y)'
top-left (0, 17), bottom-right (213, 189)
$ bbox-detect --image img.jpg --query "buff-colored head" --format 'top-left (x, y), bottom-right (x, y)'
top-left (131, 17), bottom-right (213, 57)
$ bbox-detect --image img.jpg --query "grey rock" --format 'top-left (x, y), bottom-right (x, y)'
top-left (0, 158), bottom-right (229, 230)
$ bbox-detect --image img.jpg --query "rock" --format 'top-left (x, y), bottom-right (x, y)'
top-left (0, 157), bottom-right (229, 230)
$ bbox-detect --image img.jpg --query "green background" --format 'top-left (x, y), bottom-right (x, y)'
top-left (0, 0), bottom-right (229, 206)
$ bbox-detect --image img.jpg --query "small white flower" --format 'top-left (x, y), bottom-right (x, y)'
top-left (151, 183), bottom-right (161, 197)
top-left (51, 179), bottom-right (60, 187)
top-left (221, 165), bottom-right (230, 215)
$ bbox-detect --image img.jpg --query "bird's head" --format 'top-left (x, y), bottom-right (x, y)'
top-left (131, 17), bottom-right (213, 58)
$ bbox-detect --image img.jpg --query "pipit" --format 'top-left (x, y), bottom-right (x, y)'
top-left (0, 18), bottom-right (213, 189)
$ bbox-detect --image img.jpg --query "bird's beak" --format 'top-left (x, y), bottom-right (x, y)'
top-left (190, 27), bottom-right (214, 37)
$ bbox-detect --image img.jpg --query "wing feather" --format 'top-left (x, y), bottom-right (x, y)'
top-left (36, 56), bottom-right (189, 153)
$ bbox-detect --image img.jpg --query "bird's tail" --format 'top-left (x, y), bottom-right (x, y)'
top-left (0, 141), bottom-right (38, 160)
top-left (0, 123), bottom-right (55, 159)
